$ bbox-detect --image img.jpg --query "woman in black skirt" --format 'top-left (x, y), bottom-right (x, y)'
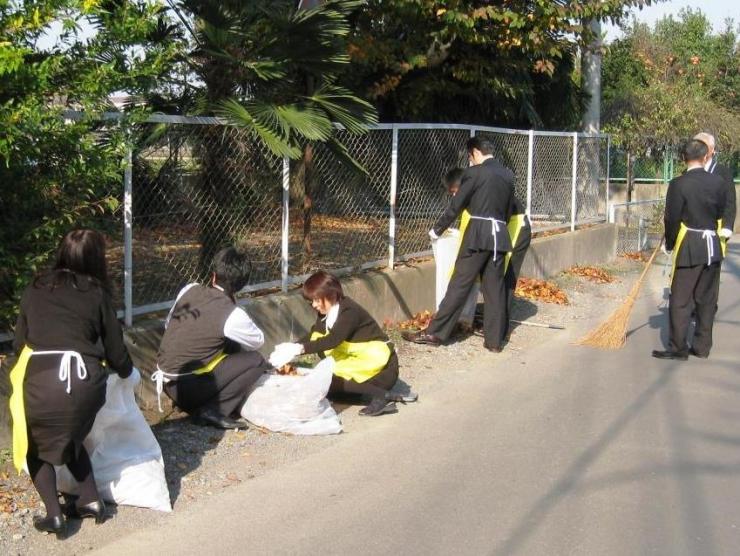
top-left (9, 229), bottom-right (133, 538)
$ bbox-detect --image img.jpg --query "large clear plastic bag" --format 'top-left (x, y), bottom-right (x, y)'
top-left (241, 357), bottom-right (342, 435)
top-left (56, 369), bottom-right (172, 512)
top-left (432, 229), bottom-right (479, 320)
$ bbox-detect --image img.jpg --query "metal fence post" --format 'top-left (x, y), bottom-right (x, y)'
top-left (605, 135), bottom-right (611, 220)
top-left (281, 157), bottom-right (290, 292)
top-left (526, 129), bottom-right (534, 216)
top-left (470, 127), bottom-right (476, 138)
top-left (388, 126), bottom-right (399, 269)
top-left (571, 132), bottom-right (578, 232)
top-left (123, 146), bottom-right (133, 327)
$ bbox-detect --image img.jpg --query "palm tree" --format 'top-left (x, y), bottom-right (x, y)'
top-left (166, 0), bottom-right (378, 271)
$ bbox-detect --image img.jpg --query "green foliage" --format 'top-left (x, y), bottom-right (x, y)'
top-left (603, 8), bottom-right (740, 156)
top-left (341, 0), bottom-right (656, 127)
top-left (0, 1), bottom-right (181, 331)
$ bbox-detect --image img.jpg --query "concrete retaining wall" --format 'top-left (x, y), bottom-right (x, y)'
top-left (0, 223), bottom-right (617, 446)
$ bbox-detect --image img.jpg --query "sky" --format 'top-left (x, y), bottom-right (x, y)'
top-left (605, 0), bottom-right (740, 41)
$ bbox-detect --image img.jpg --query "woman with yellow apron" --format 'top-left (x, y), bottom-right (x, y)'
top-left (282, 271), bottom-right (416, 416)
top-left (8, 229), bottom-right (134, 538)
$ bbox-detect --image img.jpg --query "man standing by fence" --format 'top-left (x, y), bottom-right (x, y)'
top-left (403, 137), bottom-right (515, 352)
top-left (653, 139), bottom-right (727, 361)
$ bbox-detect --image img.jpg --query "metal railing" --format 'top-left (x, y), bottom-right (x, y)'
top-left (108, 116), bottom-right (611, 324)
top-left (608, 198), bottom-right (665, 254)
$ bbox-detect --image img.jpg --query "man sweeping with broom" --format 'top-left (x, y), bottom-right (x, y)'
top-left (652, 139), bottom-right (728, 361)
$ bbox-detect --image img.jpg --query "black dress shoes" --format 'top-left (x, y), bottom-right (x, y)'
top-left (33, 515), bottom-right (67, 538)
top-left (689, 347), bottom-right (709, 359)
top-left (386, 391), bottom-right (419, 403)
top-left (484, 344), bottom-right (502, 353)
top-left (651, 350), bottom-right (688, 361)
top-left (401, 330), bottom-right (442, 346)
top-left (64, 499), bottom-right (107, 524)
top-left (192, 407), bottom-right (246, 429)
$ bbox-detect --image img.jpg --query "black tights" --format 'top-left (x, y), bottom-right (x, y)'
top-left (27, 446), bottom-right (99, 518)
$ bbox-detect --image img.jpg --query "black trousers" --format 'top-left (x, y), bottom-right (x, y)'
top-left (669, 263), bottom-right (721, 356)
top-left (164, 351), bottom-right (270, 417)
top-left (328, 351), bottom-right (399, 399)
top-left (504, 224), bottom-right (532, 336)
top-left (428, 248), bottom-right (507, 349)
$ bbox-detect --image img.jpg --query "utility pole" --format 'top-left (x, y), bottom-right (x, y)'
top-left (582, 19), bottom-right (602, 133)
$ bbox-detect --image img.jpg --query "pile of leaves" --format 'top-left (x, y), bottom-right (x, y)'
top-left (566, 265), bottom-right (616, 283)
top-left (515, 278), bottom-right (569, 305)
top-left (397, 310), bottom-right (434, 331)
top-left (622, 251), bottom-right (650, 262)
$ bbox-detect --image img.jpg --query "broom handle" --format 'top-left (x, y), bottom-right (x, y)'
top-left (510, 319), bottom-right (565, 330)
top-left (626, 243), bottom-right (662, 302)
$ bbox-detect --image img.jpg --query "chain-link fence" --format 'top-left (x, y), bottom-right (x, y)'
top-left (118, 118), bottom-right (610, 322)
top-left (608, 199), bottom-right (665, 255)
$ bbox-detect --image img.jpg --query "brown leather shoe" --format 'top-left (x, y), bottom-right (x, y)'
top-left (401, 330), bottom-right (442, 346)
top-left (484, 344), bottom-right (502, 353)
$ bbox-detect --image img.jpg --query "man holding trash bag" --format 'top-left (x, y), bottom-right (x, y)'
top-left (403, 136), bottom-right (516, 352)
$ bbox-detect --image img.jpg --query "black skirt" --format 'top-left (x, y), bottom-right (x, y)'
top-left (22, 353), bottom-right (107, 466)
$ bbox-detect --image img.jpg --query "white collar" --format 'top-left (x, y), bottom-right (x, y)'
top-left (686, 164), bottom-right (704, 172)
top-left (325, 303), bottom-right (340, 330)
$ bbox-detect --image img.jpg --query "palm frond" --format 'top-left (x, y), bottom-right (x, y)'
top-left (217, 98), bottom-right (301, 159)
top-left (323, 136), bottom-right (368, 176)
top-left (308, 84), bottom-right (378, 134)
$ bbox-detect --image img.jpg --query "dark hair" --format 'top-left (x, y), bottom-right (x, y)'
top-left (466, 136), bottom-right (494, 156)
top-left (682, 139), bottom-right (708, 163)
top-left (212, 247), bottom-right (251, 297)
top-left (302, 271), bottom-right (344, 304)
top-left (443, 167), bottom-right (464, 191)
top-left (36, 229), bottom-right (109, 291)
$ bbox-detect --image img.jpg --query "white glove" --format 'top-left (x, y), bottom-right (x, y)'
top-left (661, 242), bottom-right (672, 256)
top-left (428, 229), bottom-right (439, 241)
top-left (268, 342), bottom-right (303, 368)
top-left (719, 228), bottom-right (733, 239)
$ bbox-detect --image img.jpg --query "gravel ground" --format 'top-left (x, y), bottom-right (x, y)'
top-left (0, 256), bottom-right (649, 555)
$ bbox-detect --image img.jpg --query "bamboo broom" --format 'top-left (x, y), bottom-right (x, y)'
top-left (577, 243), bottom-right (662, 349)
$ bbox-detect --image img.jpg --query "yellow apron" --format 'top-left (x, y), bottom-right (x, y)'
top-left (152, 351), bottom-right (228, 412)
top-left (310, 332), bottom-right (391, 383)
top-left (9, 346), bottom-right (33, 473)
top-left (451, 210), bottom-right (525, 276)
top-left (504, 213), bottom-right (527, 274)
top-left (9, 346), bottom-right (94, 473)
top-left (670, 220), bottom-right (725, 285)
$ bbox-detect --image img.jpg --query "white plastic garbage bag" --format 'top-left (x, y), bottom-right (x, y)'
top-left (432, 229), bottom-right (479, 317)
top-left (56, 369), bottom-right (172, 512)
top-left (241, 357), bottom-right (342, 436)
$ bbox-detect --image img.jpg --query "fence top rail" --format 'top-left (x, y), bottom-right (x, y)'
top-left (61, 110), bottom-right (608, 139)
top-left (610, 198), bottom-right (665, 209)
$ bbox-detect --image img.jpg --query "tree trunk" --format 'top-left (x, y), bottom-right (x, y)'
top-left (301, 143), bottom-right (315, 270)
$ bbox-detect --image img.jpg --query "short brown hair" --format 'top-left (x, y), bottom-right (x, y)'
top-left (302, 271), bottom-right (344, 303)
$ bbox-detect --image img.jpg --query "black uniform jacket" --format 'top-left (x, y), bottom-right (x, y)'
top-left (432, 158), bottom-right (515, 253)
top-left (14, 272), bottom-right (133, 377)
top-left (300, 297), bottom-right (389, 356)
top-left (708, 159), bottom-right (736, 231)
top-left (664, 168), bottom-right (727, 267)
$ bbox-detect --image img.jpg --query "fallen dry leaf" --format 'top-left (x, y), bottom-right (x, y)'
top-left (515, 278), bottom-right (569, 305)
top-left (565, 265), bottom-right (615, 284)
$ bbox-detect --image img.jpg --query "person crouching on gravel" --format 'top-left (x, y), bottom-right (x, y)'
top-left (154, 247), bottom-right (271, 429)
top-left (271, 271), bottom-right (417, 416)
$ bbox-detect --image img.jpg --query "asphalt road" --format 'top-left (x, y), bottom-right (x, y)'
top-left (97, 244), bottom-right (740, 556)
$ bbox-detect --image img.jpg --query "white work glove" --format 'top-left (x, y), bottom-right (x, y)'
top-left (719, 228), bottom-right (733, 240)
top-left (428, 229), bottom-right (439, 241)
top-left (661, 242), bottom-right (672, 256)
top-left (268, 342), bottom-right (303, 368)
